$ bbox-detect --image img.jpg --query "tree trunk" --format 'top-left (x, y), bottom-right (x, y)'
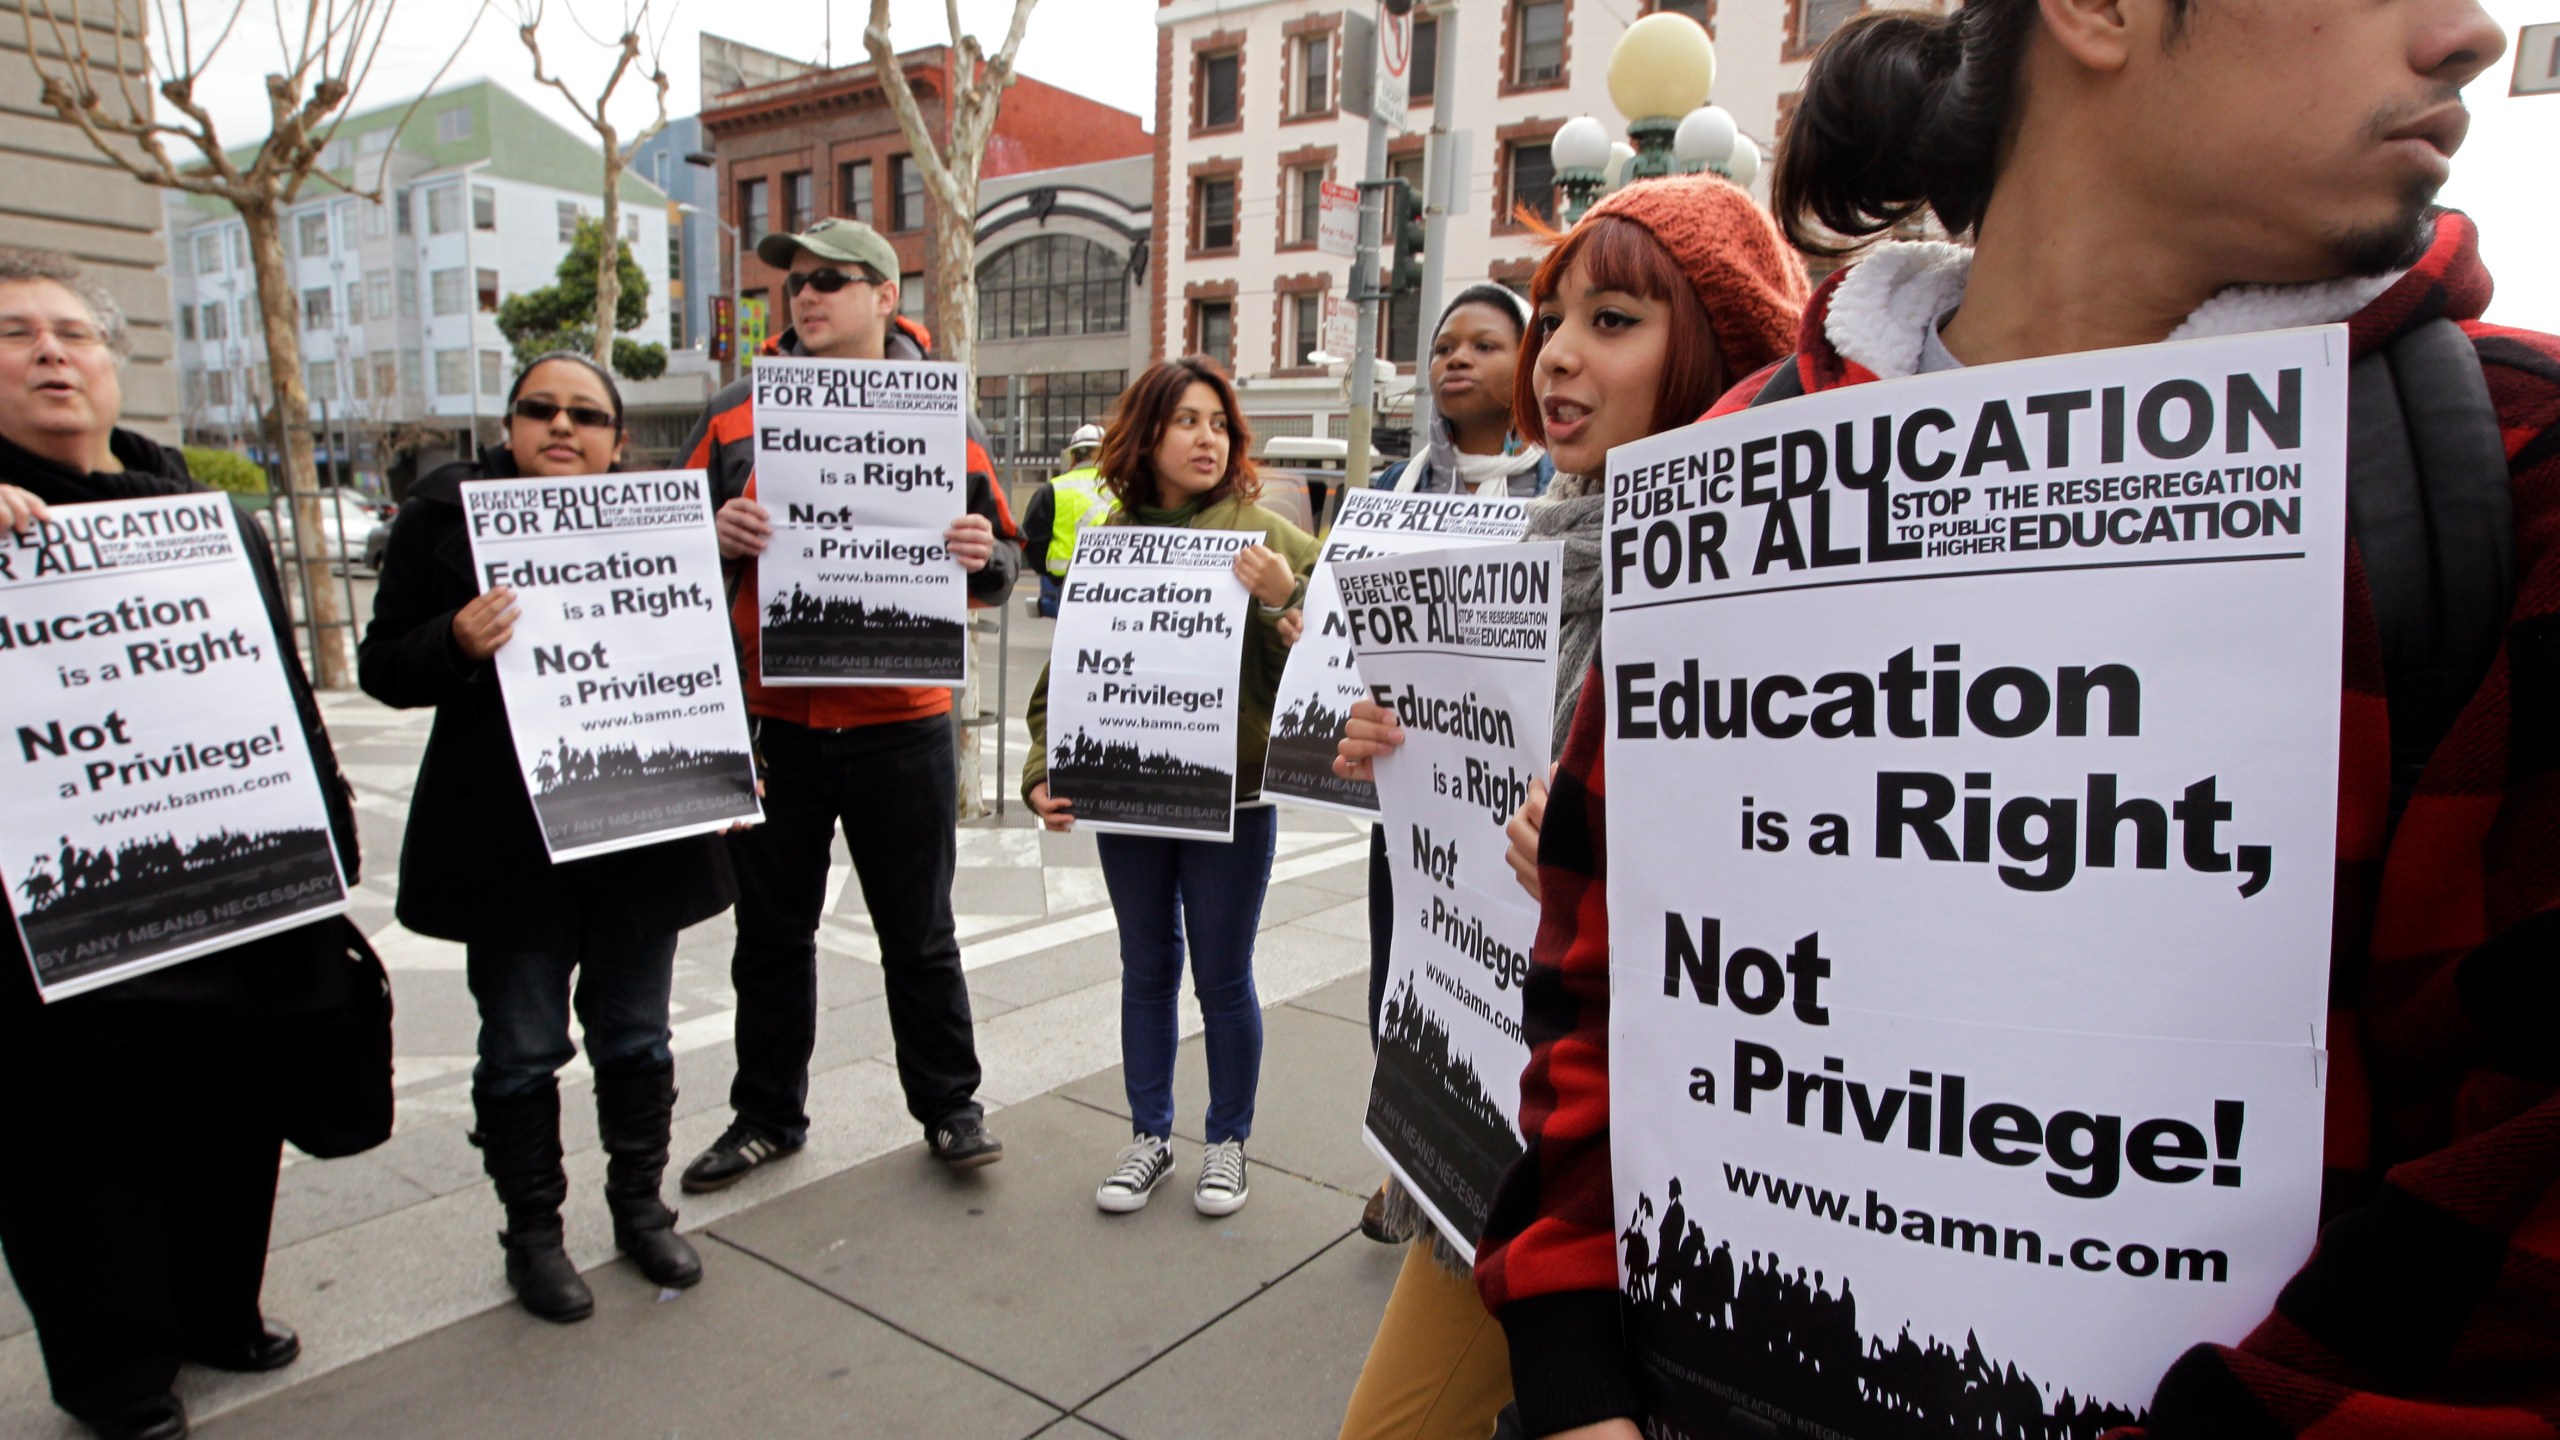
top-left (924, 185), bottom-right (978, 380)
top-left (594, 135), bottom-right (622, 368)
top-left (241, 200), bottom-right (353, 689)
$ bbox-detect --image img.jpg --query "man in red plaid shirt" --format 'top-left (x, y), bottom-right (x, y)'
top-left (1475, 1), bottom-right (2560, 1437)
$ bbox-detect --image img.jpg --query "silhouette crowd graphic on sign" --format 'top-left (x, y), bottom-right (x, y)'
top-left (1271, 693), bottom-right (1352, 744)
top-left (1378, 973), bottom-right (1509, 1139)
top-left (1048, 727), bottom-right (1225, 784)
top-left (533, 739), bottom-right (746, 797)
top-left (764, 582), bottom-right (952, 637)
top-left (19, 828), bottom-right (311, 914)
top-left (1622, 1181), bottom-right (2146, 1438)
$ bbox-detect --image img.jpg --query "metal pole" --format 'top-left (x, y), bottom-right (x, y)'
top-left (1343, 27), bottom-right (1395, 491)
top-left (1410, 1), bottom-right (1462, 456)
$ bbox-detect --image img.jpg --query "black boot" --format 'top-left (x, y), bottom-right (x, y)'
top-left (469, 1082), bottom-right (595, 1323)
top-left (594, 1058), bottom-right (702, 1289)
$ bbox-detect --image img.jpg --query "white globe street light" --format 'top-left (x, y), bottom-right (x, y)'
top-left (1606, 13), bottom-right (1718, 123)
top-left (1725, 133), bottom-right (1762, 189)
top-left (1551, 115), bottom-right (1616, 225)
top-left (1674, 105), bottom-right (1737, 170)
top-left (1605, 141), bottom-right (1636, 188)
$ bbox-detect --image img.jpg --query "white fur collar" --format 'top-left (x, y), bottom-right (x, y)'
top-left (1823, 241), bottom-right (2407, 380)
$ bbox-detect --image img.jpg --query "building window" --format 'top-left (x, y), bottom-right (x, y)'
top-left (1504, 140), bottom-right (1557, 228)
top-left (480, 350), bottom-right (502, 396)
top-left (365, 271), bottom-right (392, 322)
top-left (347, 282), bottom-right (365, 326)
top-left (179, 306), bottom-right (196, 341)
top-left (339, 204), bottom-right (363, 252)
top-left (400, 351), bottom-right (422, 397)
top-left (398, 267), bottom-right (418, 317)
top-left (892, 156), bottom-right (925, 232)
top-left (477, 268), bottom-right (500, 314)
top-left (302, 286), bottom-right (334, 331)
top-left (1512, 0), bottom-right (1567, 85)
top-left (431, 268), bottom-right (466, 316)
top-left (1290, 165), bottom-right (1326, 246)
top-left (558, 199), bottom-right (581, 242)
top-left (349, 358), bottom-right (368, 399)
top-left (192, 232), bottom-right (223, 274)
top-left (1193, 175), bottom-right (1237, 253)
top-left (372, 355), bottom-right (397, 400)
top-left (395, 188), bottom-right (413, 235)
top-left (976, 235), bottom-right (1127, 341)
top-left (1294, 33), bottom-right (1330, 116)
top-left (1411, 17), bottom-right (1439, 103)
top-left (625, 212), bottom-right (640, 243)
top-left (228, 228), bottom-right (248, 268)
top-left (1197, 50), bottom-right (1240, 129)
top-left (435, 349), bottom-right (469, 395)
top-left (784, 170), bottom-right (813, 233)
top-left (436, 106), bottom-right (472, 142)
top-left (427, 186), bottom-right (460, 235)
top-left (199, 301), bottom-right (227, 341)
top-left (1797, 0), bottom-right (1861, 51)
top-left (739, 177), bottom-right (771, 248)
top-left (360, 128), bottom-right (391, 155)
top-left (975, 369), bottom-right (1128, 459)
top-left (308, 359), bottom-right (338, 402)
top-left (472, 185), bottom-right (496, 231)
top-left (1287, 291), bottom-right (1323, 369)
top-left (365, 198), bottom-right (389, 238)
top-left (839, 160), bottom-right (874, 226)
top-left (206, 370), bottom-right (231, 406)
top-left (298, 211), bottom-right (330, 258)
top-left (900, 271), bottom-right (925, 320)
top-left (1191, 299), bottom-right (1235, 372)
top-left (236, 298), bottom-right (253, 335)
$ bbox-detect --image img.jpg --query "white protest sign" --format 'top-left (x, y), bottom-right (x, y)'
top-left (1602, 329), bottom-right (2348, 1434)
top-left (0, 495), bottom-right (347, 1001)
top-left (1318, 180), bottom-right (1360, 259)
top-left (751, 356), bottom-right (969, 687)
top-left (1264, 489), bottom-right (1528, 814)
top-left (1344, 541), bottom-right (1561, 1256)
top-left (463, 470), bottom-right (761, 863)
top-left (1046, 526), bottom-right (1252, 839)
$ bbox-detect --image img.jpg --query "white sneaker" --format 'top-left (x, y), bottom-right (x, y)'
top-left (1194, 1140), bottom-right (1249, 1216)
top-left (1095, 1134), bottom-right (1175, 1213)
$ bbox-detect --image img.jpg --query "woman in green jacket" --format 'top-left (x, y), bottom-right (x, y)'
top-left (1025, 356), bottom-right (1317, 1218)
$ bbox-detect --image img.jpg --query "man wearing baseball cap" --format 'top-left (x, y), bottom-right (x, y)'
top-left (677, 216), bottom-right (1020, 1188)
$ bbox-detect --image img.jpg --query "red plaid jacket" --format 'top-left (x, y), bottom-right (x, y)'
top-left (1475, 211), bottom-right (2560, 1439)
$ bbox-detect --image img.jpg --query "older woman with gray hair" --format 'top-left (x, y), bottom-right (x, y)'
top-left (0, 248), bottom-right (368, 1440)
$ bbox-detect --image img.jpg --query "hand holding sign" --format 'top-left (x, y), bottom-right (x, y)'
top-left (0, 483), bottom-right (47, 534)
top-left (943, 512), bottom-right (994, 573)
top-left (1504, 768), bottom-right (1552, 901)
top-left (1331, 695), bottom-right (1407, 783)
top-left (1233, 543), bottom-right (1297, 607)
top-left (715, 497), bottom-right (772, 559)
top-left (1026, 781), bottom-right (1075, 833)
top-left (452, 585), bottom-right (519, 661)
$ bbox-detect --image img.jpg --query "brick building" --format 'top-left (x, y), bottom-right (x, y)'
top-left (700, 46), bottom-right (1151, 358)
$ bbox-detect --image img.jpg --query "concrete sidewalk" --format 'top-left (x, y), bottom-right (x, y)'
top-left (0, 603), bottom-right (1407, 1438)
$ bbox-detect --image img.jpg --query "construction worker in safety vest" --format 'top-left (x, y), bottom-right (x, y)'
top-left (1018, 422), bottom-right (1110, 617)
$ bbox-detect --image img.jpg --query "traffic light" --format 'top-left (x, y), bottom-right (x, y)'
top-left (1388, 178), bottom-right (1424, 295)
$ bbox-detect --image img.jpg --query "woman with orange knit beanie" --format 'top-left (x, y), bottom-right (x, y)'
top-left (1333, 174), bottom-right (1807, 1440)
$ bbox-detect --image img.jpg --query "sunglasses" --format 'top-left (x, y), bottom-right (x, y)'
top-left (785, 268), bottom-right (878, 297)
top-left (511, 398), bottom-right (618, 430)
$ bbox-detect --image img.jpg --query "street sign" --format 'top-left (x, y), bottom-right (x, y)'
top-left (1323, 297), bottom-right (1358, 362)
top-left (1318, 181), bottom-right (1360, 258)
top-left (2515, 21), bottom-right (2560, 95)
top-left (1374, 6), bottom-right (1412, 133)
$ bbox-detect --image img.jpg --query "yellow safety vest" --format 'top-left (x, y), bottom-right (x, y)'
top-left (1047, 466), bottom-right (1110, 576)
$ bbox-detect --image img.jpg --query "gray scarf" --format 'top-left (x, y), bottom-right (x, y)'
top-left (1523, 471), bottom-right (1605, 755)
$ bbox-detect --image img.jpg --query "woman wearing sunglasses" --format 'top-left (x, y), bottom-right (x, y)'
top-left (359, 352), bottom-right (737, 1323)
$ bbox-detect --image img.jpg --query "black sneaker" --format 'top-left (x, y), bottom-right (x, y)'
top-left (929, 1113), bottom-right (1004, 1168)
top-left (679, 1122), bottom-right (803, 1194)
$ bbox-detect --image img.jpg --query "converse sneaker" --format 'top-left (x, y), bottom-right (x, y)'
top-left (1095, 1134), bottom-right (1175, 1213)
top-left (1194, 1140), bottom-right (1249, 1216)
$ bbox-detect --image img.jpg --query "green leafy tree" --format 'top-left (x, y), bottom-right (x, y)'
top-left (498, 217), bottom-right (668, 379)
top-left (182, 445), bottom-right (269, 499)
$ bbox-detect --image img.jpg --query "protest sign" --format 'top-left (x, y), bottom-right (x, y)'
top-left (1601, 329), bottom-right (2348, 1435)
top-left (462, 470), bottom-right (761, 863)
top-left (1045, 527), bottom-right (1252, 839)
top-left (0, 495), bottom-right (348, 1001)
top-left (1263, 490), bottom-right (1529, 815)
top-left (751, 356), bottom-right (970, 687)
top-left (1342, 541), bottom-right (1561, 1255)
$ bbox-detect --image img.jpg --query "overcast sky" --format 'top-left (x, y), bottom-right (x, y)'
top-left (171, 0), bottom-right (2555, 328)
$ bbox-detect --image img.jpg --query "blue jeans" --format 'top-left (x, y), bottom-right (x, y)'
top-left (1037, 572), bottom-right (1063, 617)
top-left (1095, 806), bottom-right (1278, 1144)
top-left (466, 914), bottom-right (678, 1099)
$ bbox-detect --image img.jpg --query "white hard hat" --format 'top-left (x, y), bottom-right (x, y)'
top-left (1067, 423), bottom-right (1106, 451)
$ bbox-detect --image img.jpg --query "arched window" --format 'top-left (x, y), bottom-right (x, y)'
top-left (977, 235), bottom-right (1128, 341)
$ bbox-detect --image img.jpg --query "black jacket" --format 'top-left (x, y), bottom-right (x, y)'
top-left (357, 447), bottom-right (736, 946)
top-left (0, 429), bottom-right (360, 1039)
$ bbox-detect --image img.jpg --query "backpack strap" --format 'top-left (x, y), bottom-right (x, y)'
top-left (2345, 317), bottom-right (2514, 832)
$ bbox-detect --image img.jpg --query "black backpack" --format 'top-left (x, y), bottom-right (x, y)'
top-left (1748, 319), bottom-right (2513, 835)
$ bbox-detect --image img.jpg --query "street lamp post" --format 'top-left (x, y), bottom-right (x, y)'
top-left (1549, 12), bottom-right (1767, 226)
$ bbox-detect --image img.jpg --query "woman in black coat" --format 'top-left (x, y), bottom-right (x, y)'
top-left (359, 352), bottom-right (735, 1323)
top-left (0, 250), bottom-right (367, 1440)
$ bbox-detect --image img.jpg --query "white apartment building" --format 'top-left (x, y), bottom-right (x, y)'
top-left (1150, 0), bottom-right (1842, 449)
top-left (165, 80), bottom-right (670, 485)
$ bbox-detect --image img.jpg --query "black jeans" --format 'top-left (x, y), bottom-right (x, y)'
top-left (0, 1009), bottom-right (285, 1423)
top-left (725, 714), bottom-right (982, 1142)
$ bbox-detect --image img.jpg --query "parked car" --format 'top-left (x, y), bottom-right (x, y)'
top-left (256, 495), bottom-right (374, 567)
top-left (363, 517), bottom-right (393, 573)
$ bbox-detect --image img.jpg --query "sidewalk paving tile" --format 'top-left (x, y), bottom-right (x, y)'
top-left (1290, 973), bottom-right (1373, 1030)
top-left (1057, 1004), bottom-right (1383, 1197)
top-left (709, 1093), bottom-right (1361, 1412)
top-left (1077, 1233), bottom-right (1402, 1440)
top-left (192, 1239), bottom-right (1061, 1440)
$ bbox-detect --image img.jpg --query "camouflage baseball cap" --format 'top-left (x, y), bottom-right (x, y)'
top-left (756, 216), bottom-right (899, 280)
